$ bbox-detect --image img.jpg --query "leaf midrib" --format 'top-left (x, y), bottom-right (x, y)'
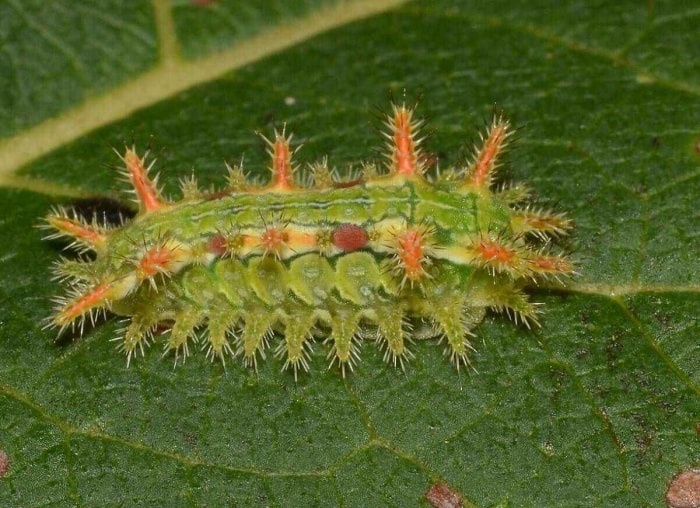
top-left (0, 0), bottom-right (409, 184)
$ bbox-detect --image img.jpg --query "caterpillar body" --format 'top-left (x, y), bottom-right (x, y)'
top-left (43, 103), bottom-right (573, 377)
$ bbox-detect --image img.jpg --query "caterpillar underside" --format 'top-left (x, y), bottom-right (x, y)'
top-left (43, 103), bottom-right (573, 377)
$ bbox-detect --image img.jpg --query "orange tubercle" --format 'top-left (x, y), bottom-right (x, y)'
top-left (397, 229), bottom-right (426, 281)
top-left (261, 227), bottom-right (289, 257)
top-left (137, 246), bottom-right (175, 278)
top-left (476, 239), bottom-right (515, 265)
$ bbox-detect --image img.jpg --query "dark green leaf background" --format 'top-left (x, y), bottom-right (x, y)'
top-left (1, 1), bottom-right (698, 506)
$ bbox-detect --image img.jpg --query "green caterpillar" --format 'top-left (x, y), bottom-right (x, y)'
top-left (44, 103), bottom-right (573, 377)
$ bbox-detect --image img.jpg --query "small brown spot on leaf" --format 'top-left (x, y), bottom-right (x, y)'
top-left (426, 482), bottom-right (463, 508)
top-left (695, 140), bottom-right (700, 155)
top-left (183, 432), bottom-right (198, 447)
top-left (575, 348), bottom-right (590, 360)
top-left (667, 469), bottom-right (700, 508)
top-left (0, 449), bottom-right (9, 478)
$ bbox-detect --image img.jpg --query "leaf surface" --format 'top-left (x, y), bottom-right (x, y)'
top-left (0, 1), bottom-right (698, 506)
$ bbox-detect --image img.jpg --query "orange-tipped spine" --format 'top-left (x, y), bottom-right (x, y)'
top-left (468, 115), bottom-right (511, 188)
top-left (117, 146), bottom-right (166, 213)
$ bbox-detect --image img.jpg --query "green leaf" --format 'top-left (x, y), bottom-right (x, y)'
top-left (1, 1), bottom-right (698, 506)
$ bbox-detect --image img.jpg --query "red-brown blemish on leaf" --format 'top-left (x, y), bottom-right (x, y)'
top-left (667, 469), bottom-right (700, 508)
top-left (332, 224), bottom-right (368, 252)
top-left (425, 482), bottom-right (463, 508)
top-left (0, 449), bottom-right (9, 478)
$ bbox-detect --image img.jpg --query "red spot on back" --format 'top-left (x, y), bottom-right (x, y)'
top-left (208, 234), bottom-right (227, 256)
top-left (332, 224), bottom-right (369, 252)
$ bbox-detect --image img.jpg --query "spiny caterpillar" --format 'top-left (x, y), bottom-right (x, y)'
top-left (43, 103), bottom-right (573, 377)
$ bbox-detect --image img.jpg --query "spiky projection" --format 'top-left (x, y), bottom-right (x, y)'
top-left (43, 102), bottom-right (573, 377)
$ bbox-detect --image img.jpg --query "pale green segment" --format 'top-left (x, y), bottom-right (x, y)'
top-left (135, 252), bottom-right (496, 365)
top-left (106, 177), bottom-right (508, 266)
top-left (137, 183), bottom-right (411, 239)
top-left (413, 182), bottom-right (511, 239)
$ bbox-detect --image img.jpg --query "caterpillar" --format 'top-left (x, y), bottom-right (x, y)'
top-left (43, 102), bottom-right (573, 377)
